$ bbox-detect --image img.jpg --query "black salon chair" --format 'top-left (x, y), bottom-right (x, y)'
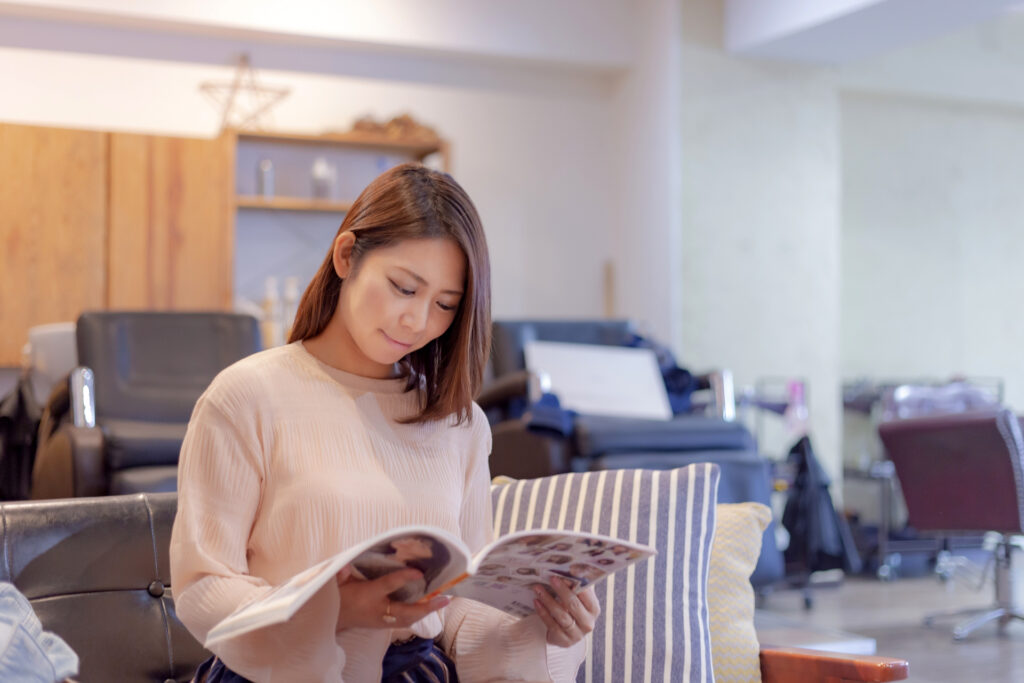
top-left (31, 311), bottom-right (260, 498)
top-left (478, 319), bottom-right (783, 588)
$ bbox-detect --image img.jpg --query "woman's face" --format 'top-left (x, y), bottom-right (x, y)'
top-left (334, 236), bottom-right (465, 378)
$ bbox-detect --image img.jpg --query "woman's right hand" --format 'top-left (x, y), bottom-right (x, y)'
top-left (335, 566), bottom-right (450, 632)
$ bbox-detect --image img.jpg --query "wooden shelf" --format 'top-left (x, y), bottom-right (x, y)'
top-left (235, 195), bottom-right (353, 213)
top-left (234, 129), bottom-right (444, 159)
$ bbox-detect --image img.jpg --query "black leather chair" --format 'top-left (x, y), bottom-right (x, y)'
top-left (31, 311), bottom-right (260, 498)
top-left (0, 492), bottom-right (208, 682)
top-left (0, 493), bottom-right (907, 683)
top-left (478, 319), bottom-right (784, 589)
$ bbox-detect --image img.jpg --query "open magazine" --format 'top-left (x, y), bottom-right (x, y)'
top-left (204, 526), bottom-right (655, 648)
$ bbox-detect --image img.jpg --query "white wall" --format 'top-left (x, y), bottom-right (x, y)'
top-left (841, 91), bottom-right (1024, 410)
top-left (726, 0), bottom-right (1020, 64)
top-left (680, 0), bottom-right (843, 475)
top-left (610, 0), bottom-right (683, 348)
top-left (0, 0), bottom-right (633, 70)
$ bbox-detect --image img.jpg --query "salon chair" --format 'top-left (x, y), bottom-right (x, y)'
top-left (31, 311), bottom-right (260, 498)
top-left (478, 319), bottom-right (783, 589)
top-left (878, 409), bottom-right (1024, 640)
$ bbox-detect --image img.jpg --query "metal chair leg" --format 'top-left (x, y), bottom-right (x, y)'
top-left (951, 608), bottom-right (1006, 640)
top-left (923, 604), bottom-right (1000, 628)
top-left (922, 537), bottom-right (1024, 641)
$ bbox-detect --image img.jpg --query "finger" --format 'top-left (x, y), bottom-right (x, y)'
top-left (549, 575), bottom-right (578, 603)
top-left (389, 595), bottom-right (450, 625)
top-left (532, 582), bottom-right (563, 616)
top-left (336, 566), bottom-right (353, 584)
top-left (535, 585), bottom-right (577, 634)
top-left (372, 568), bottom-right (423, 595)
top-left (577, 586), bottom-right (601, 617)
top-left (533, 598), bottom-right (572, 647)
top-left (550, 577), bottom-right (586, 618)
top-left (548, 577), bottom-right (590, 629)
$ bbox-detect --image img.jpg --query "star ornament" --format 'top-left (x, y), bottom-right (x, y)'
top-left (200, 54), bottom-right (291, 132)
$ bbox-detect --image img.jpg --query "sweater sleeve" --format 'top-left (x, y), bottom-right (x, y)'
top-left (170, 389), bottom-right (344, 682)
top-left (439, 410), bottom-right (586, 683)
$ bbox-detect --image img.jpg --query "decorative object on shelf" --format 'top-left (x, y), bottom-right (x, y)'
top-left (200, 54), bottom-right (290, 133)
top-left (261, 276), bottom-right (284, 348)
top-left (282, 277), bottom-right (300, 339)
top-left (350, 113), bottom-right (440, 143)
top-left (257, 159), bottom-right (274, 198)
top-left (310, 156), bottom-right (338, 200)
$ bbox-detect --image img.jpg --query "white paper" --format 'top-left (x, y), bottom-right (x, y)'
top-left (524, 340), bottom-right (673, 420)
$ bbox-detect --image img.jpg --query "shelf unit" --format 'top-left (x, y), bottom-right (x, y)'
top-left (231, 129), bottom-right (449, 213)
top-left (235, 196), bottom-right (354, 213)
top-left (230, 127), bottom-right (451, 310)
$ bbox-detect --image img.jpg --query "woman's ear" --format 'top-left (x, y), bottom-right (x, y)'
top-left (332, 231), bottom-right (356, 279)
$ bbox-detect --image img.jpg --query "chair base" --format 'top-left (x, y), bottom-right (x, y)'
top-left (923, 536), bottom-right (1024, 641)
top-left (924, 605), bottom-right (1024, 640)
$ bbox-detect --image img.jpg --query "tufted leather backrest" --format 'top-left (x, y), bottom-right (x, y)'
top-left (76, 311), bottom-right (260, 423)
top-left (0, 493), bottom-right (208, 682)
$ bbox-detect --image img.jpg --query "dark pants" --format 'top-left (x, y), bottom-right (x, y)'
top-left (192, 637), bottom-right (459, 683)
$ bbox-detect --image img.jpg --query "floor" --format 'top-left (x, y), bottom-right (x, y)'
top-left (757, 573), bottom-right (1024, 683)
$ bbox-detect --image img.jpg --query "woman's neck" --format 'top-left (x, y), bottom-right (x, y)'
top-left (301, 313), bottom-right (403, 379)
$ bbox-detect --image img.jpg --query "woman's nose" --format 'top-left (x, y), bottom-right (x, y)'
top-left (400, 300), bottom-right (430, 332)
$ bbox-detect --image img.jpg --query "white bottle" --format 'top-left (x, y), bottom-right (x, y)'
top-left (261, 276), bottom-right (283, 348)
top-left (311, 157), bottom-right (337, 199)
top-left (282, 276), bottom-right (300, 340)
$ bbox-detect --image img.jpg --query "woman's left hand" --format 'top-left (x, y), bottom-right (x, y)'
top-left (532, 577), bottom-right (600, 647)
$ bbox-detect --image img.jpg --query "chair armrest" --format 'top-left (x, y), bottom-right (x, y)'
top-left (31, 425), bottom-right (105, 499)
top-left (692, 368), bottom-right (736, 421)
top-left (478, 371), bottom-right (531, 409)
top-left (489, 421), bottom-right (570, 479)
top-left (477, 370), bottom-right (550, 411)
top-left (69, 425), bottom-right (106, 497)
top-left (759, 646), bottom-right (909, 683)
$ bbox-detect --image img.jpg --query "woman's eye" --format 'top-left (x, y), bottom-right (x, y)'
top-left (437, 302), bottom-right (457, 312)
top-left (389, 280), bottom-right (415, 296)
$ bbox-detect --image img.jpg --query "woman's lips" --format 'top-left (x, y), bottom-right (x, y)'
top-left (382, 331), bottom-right (412, 349)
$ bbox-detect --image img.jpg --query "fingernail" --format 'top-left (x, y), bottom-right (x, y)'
top-left (533, 585), bottom-right (544, 596)
top-left (432, 596), bottom-right (450, 608)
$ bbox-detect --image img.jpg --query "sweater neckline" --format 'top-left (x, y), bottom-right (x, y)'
top-left (292, 341), bottom-right (412, 395)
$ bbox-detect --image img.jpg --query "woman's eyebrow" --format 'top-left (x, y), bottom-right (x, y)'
top-left (395, 266), bottom-right (463, 296)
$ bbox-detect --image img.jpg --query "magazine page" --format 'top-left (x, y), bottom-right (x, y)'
top-left (204, 525), bottom-right (470, 648)
top-left (450, 530), bottom-right (656, 618)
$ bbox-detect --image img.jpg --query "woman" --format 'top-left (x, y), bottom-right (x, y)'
top-left (171, 163), bottom-right (599, 683)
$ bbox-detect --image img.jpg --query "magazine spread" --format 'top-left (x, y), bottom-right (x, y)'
top-left (204, 526), bottom-right (655, 648)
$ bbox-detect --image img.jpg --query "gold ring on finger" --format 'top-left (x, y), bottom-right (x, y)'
top-left (382, 600), bottom-right (398, 624)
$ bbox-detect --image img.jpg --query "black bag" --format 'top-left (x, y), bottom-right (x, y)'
top-left (782, 435), bottom-right (862, 576)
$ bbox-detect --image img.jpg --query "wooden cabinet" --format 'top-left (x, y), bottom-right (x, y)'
top-left (0, 122), bottom-right (448, 364)
top-left (0, 124), bottom-right (108, 365)
top-left (108, 132), bottom-right (233, 310)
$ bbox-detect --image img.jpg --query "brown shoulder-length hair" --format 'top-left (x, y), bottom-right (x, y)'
top-left (288, 162), bottom-right (491, 425)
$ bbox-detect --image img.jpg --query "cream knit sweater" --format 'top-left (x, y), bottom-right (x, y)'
top-left (170, 342), bottom-right (584, 682)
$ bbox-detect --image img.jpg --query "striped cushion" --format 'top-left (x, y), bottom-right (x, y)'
top-left (491, 464), bottom-right (720, 683)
